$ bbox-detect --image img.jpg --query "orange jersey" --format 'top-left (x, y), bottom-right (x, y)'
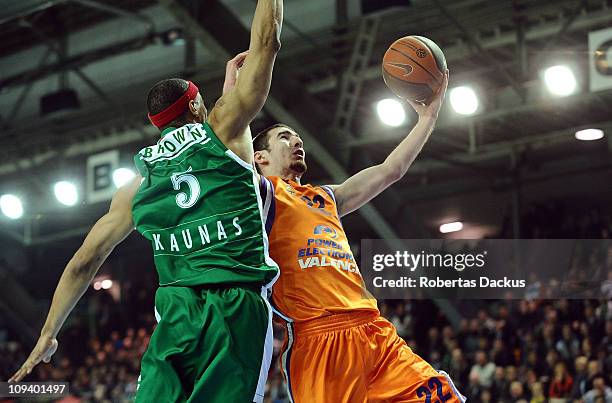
top-left (260, 176), bottom-right (378, 322)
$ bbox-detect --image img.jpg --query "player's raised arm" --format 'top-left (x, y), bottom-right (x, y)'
top-left (329, 71), bottom-right (449, 218)
top-left (8, 176), bottom-right (141, 382)
top-left (208, 0), bottom-right (283, 145)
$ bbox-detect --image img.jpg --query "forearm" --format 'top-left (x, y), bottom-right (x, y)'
top-left (332, 116), bottom-right (439, 216)
top-left (249, 0), bottom-right (283, 53)
top-left (40, 249), bottom-right (106, 338)
top-left (382, 115), bottom-right (437, 181)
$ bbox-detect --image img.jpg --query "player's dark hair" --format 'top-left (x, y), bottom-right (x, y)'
top-left (253, 123), bottom-right (291, 151)
top-left (147, 78), bottom-right (191, 129)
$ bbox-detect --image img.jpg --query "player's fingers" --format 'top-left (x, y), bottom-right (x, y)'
top-left (8, 368), bottom-right (23, 382)
top-left (9, 363), bottom-right (30, 383)
top-left (229, 50), bottom-right (249, 64)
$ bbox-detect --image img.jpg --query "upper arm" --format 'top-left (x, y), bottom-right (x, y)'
top-left (327, 164), bottom-right (397, 217)
top-left (78, 176), bottom-right (141, 259)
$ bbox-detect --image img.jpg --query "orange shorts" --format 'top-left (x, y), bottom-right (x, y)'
top-left (279, 312), bottom-right (465, 403)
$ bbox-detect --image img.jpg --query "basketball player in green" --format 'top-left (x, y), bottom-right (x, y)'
top-left (10, 1), bottom-right (283, 401)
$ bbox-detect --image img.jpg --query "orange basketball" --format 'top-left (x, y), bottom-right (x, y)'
top-left (382, 36), bottom-right (447, 104)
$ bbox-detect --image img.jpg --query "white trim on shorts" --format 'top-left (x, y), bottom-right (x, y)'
top-left (252, 286), bottom-right (275, 403)
top-left (281, 322), bottom-right (295, 403)
top-left (438, 370), bottom-right (467, 402)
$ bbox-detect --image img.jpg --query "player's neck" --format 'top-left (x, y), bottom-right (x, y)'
top-left (281, 172), bottom-right (301, 185)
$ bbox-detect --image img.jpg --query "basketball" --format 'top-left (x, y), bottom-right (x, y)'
top-left (382, 36), bottom-right (447, 104)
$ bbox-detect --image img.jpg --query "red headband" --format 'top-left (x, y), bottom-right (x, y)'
top-left (148, 81), bottom-right (199, 129)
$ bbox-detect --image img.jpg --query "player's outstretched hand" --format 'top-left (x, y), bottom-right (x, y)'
top-left (222, 50), bottom-right (250, 95)
top-left (8, 335), bottom-right (58, 382)
top-left (407, 69), bottom-right (449, 120)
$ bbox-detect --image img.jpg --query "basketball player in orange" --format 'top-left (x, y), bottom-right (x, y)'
top-left (228, 59), bottom-right (462, 401)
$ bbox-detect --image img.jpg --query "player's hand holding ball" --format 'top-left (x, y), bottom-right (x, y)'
top-left (382, 36), bottom-right (449, 119)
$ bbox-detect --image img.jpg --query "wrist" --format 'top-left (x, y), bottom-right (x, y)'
top-left (40, 327), bottom-right (57, 339)
top-left (416, 114), bottom-right (437, 125)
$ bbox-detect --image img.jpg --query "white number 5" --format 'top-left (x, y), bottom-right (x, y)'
top-left (171, 166), bottom-right (201, 208)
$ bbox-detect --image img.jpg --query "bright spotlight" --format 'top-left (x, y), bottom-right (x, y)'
top-left (450, 86), bottom-right (479, 115)
top-left (0, 194), bottom-right (24, 219)
top-left (575, 128), bottom-right (604, 141)
top-left (113, 168), bottom-right (136, 188)
top-left (93, 281), bottom-right (102, 291)
top-left (376, 98), bottom-right (406, 127)
top-left (54, 181), bottom-right (78, 206)
top-left (440, 221), bottom-right (463, 234)
top-left (101, 279), bottom-right (113, 289)
top-left (544, 65), bottom-right (577, 97)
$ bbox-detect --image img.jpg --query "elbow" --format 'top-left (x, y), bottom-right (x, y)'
top-left (262, 23), bottom-right (281, 53)
top-left (383, 163), bottom-right (404, 184)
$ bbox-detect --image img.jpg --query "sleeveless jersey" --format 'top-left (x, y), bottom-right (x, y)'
top-left (261, 176), bottom-right (378, 322)
top-left (132, 123), bottom-right (278, 287)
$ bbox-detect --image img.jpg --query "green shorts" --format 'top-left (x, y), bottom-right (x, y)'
top-left (135, 285), bottom-right (273, 403)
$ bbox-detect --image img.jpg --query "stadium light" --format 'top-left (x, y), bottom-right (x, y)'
top-left (93, 281), bottom-right (102, 290)
top-left (113, 168), bottom-right (136, 188)
top-left (376, 98), bottom-right (406, 127)
top-left (54, 181), bottom-right (78, 206)
top-left (544, 65), bottom-right (577, 97)
top-left (440, 221), bottom-right (463, 234)
top-left (0, 194), bottom-right (24, 219)
top-left (101, 279), bottom-right (113, 290)
top-left (449, 86), bottom-right (479, 115)
top-left (575, 128), bottom-right (604, 141)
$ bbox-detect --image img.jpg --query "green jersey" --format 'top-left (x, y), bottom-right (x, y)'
top-left (132, 123), bottom-right (278, 287)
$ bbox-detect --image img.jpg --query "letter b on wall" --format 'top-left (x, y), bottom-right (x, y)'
top-left (87, 150), bottom-right (119, 204)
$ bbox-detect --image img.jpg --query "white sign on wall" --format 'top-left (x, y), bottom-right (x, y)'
top-left (589, 27), bottom-right (612, 92)
top-left (87, 150), bottom-right (119, 204)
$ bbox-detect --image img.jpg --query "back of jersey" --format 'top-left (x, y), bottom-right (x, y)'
top-left (132, 123), bottom-right (278, 287)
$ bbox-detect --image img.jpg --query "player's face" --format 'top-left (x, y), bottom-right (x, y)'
top-left (266, 127), bottom-right (306, 176)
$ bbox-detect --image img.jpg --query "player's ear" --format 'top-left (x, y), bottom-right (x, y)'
top-left (254, 150), bottom-right (269, 165)
top-left (189, 99), bottom-right (199, 116)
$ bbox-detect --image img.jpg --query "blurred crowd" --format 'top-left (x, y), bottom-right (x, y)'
top-left (1, 298), bottom-right (611, 402)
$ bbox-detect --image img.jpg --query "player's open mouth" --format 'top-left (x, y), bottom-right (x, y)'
top-left (293, 149), bottom-right (305, 158)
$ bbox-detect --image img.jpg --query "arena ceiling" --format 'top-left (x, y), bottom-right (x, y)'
top-left (0, 0), bottom-right (611, 243)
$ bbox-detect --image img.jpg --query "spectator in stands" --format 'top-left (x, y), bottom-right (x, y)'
top-left (530, 382), bottom-right (545, 403)
top-left (509, 380), bottom-right (526, 402)
top-left (587, 360), bottom-right (602, 390)
top-left (556, 323), bottom-right (580, 360)
top-left (491, 366), bottom-right (509, 401)
top-left (447, 347), bottom-right (469, 390)
top-left (480, 388), bottom-right (493, 403)
top-left (549, 362), bottom-right (573, 399)
top-left (583, 375), bottom-right (612, 403)
top-left (572, 356), bottom-right (591, 399)
top-left (470, 350), bottom-right (496, 388)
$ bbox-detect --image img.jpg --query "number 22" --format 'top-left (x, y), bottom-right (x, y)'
top-left (416, 377), bottom-right (452, 403)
